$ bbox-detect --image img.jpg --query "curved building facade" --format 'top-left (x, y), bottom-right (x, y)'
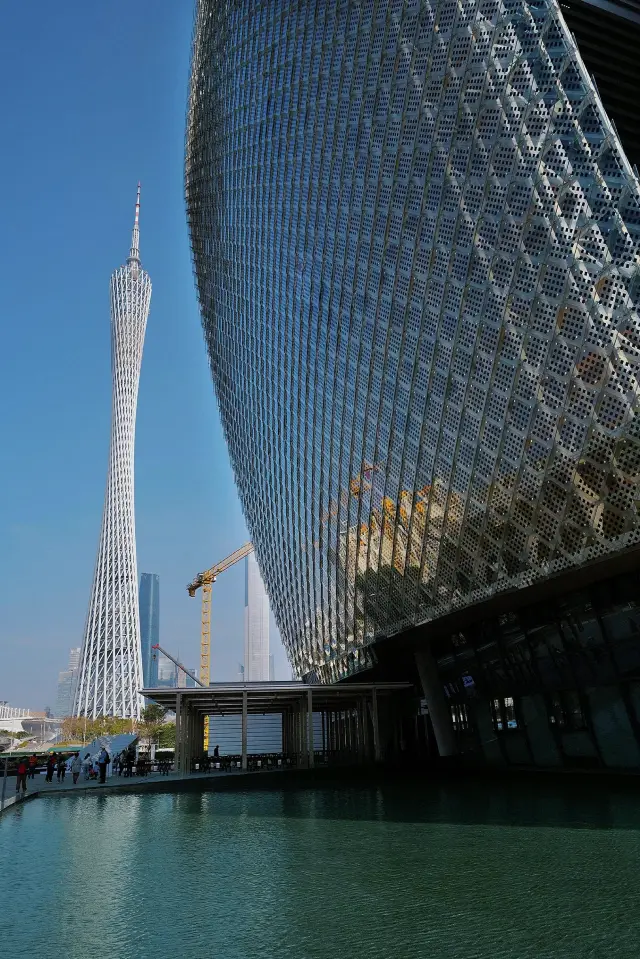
top-left (186, 0), bottom-right (640, 683)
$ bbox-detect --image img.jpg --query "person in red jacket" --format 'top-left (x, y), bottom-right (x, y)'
top-left (15, 759), bottom-right (28, 796)
top-left (28, 754), bottom-right (38, 780)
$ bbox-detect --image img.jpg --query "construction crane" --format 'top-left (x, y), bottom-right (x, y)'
top-left (151, 644), bottom-right (203, 688)
top-left (186, 541), bottom-right (254, 750)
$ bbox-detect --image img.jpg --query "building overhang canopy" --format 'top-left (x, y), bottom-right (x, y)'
top-left (141, 682), bottom-right (413, 717)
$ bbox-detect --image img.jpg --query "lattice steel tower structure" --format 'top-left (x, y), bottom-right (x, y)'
top-left (74, 185), bottom-right (152, 718)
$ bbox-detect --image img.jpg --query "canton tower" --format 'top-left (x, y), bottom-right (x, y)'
top-left (74, 185), bottom-right (152, 718)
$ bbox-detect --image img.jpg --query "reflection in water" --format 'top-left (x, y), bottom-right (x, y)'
top-left (2, 780), bottom-right (640, 959)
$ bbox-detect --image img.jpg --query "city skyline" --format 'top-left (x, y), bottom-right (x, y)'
top-left (73, 186), bottom-right (151, 719)
top-left (0, 3), bottom-right (291, 711)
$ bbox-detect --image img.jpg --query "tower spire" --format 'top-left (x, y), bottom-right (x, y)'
top-left (128, 182), bottom-right (141, 264)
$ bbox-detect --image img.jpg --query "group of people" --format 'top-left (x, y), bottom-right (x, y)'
top-left (14, 746), bottom-right (112, 796)
top-left (113, 747), bottom-right (136, 777)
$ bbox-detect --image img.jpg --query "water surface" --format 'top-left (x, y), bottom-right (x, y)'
top-left (2, 779), bottom-right (639, 958)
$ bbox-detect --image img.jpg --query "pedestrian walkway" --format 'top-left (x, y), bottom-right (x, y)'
top-left (0, 765), bottom-right (283, 813)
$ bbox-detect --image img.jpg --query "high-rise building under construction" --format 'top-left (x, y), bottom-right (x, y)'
top-left (74, 187), bottom-right (151, 719)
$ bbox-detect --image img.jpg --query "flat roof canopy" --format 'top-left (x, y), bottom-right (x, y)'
top-left (141, 681), bottom-right (413, 717)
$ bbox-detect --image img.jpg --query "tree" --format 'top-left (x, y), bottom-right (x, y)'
top-left (137, 704), bottom-right (167, 754)
top-left (59, 715), bottom-right (133, 745)
top-left (157, 723), bottom-right (176, 749)
top-left (0, 729), bottom-right (30, 739)
top-left (140, 704), bottom-right (166, 725)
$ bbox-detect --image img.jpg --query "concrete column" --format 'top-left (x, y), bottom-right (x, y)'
top-left (289, 709), bottom-right (296, 761)
top-left (349, 706), bottom-right (358, 761)
top-left (298, 697), bottom-right (306, 767)
top-left (241, 690), bottom-right (248, 771)
top-left (197, 715), bottom-right (205, 766)
top-left (415, 646), bottom-right (458, 757)
top-left (364, 696), bottom-right (371, 760)
top-left (174, 693), bottom-right (183, 775)
top-left (307, 688), bottom-right (314, 769)
top-left (357, 700), bottom-right (365, 763)
top-left (184, 704), bottom-right (192, 774)
top-left (345, 708), bottom-right (351, 756)
top-left (287, 710), bottom-right (293, 759)
top-left (371, 689), bottom-right (381, 762)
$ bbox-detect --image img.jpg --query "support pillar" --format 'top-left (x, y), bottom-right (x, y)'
top-left (184, 704), bottom-right (192, 774)
top-left (174, 693), bottom-right (183, 775)
top-left (298, 696), bottom-right (306, 767)
top-left (357, 699), bottom-right (366, 763)
top-left (415, 646), bottom-right (458, 757)
top-left (371, 689), bottom-right (381, 762)
top-left (197, 714), bottom-right (205, 766)
top-left (362, 696), bottom-right (370, 761)
top-left (307, 688), bottom-right (314, 769)
top-left (241, 690), bottom-right (248, 771)
top-left (349, 706), bottom-right (358, 762)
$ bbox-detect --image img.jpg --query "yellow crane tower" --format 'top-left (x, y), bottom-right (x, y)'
top-left (186, 541), bottom-right (254, 751)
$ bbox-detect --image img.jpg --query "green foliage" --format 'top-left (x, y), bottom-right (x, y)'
top-left (157, 723), bottom-right (176, 748)
top-left (0, 729), bottom-right (31, 740)
top-left (136, 704), bottom-right (172, 751)
top-left (57, 712), bottom-right (175, 750)
top-left (60, 715), bottom-right (134, 744)
top-left (141, 704), bottom-right (166, 725)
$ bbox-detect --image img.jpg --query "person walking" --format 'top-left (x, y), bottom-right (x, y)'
top-left (45, 753), bottom-right (56, 783)
top-left (97, 746), bottom-right (110, 784)
top-left (27, 753), bottom-right (38, 780)
top-left (56, 756), bottom-right (66, 783)
top-left (15, 758), bottom-right (28, 796)
top-left (70, 752), bottom-right (82, 785)
top-left (125, 749), bottom-right (134, 778)
top-left (81, 753), bottom-right (92, 781)
top-left (118, 751), bottom-right (127, 776)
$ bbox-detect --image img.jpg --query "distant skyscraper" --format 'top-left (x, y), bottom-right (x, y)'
top-left (54, 647), bottom-right (81, 718)
top-left (269, 654), bottom-right (274, 682)
top-left (139, 573), bottom-right (160, 686)
top-left (244, 553), bottom-right (269, 680)
top-left (74, 185), bottom-right (152, 718)
top-left (177, 667), bottom-right (198, 689)
top-left (156, 653), bottom-right (177, 688)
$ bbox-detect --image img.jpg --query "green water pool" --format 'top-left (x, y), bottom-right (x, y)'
top-left (2, 779), bottom-right (639, 958)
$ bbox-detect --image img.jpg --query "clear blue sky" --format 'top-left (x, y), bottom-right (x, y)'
top-left (0, 1), bottom-right (289, 711)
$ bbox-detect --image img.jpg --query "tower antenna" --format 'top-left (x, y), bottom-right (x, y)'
top-left (128, 181), bottom-right (141, 263)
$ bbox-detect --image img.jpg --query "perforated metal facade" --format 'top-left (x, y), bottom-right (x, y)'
top-left (186, 0), bottom-right (640, 682)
